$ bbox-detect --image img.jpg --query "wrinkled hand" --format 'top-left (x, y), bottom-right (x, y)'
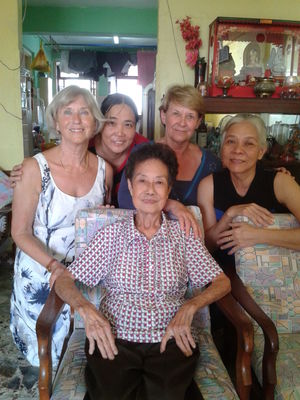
top-left (167, 200), bottom-right (202, 238)
top-left (217, 222), bottom-right (259, 255)
top-left (9, 163), bottom-right (23, 187)
top-left (227, 203), bottom-right (274, 227)
top-left (80, 304), bottom-right (118, 360)
top-left (49, 262), bottom-right (66, 288)
top-left (160, 301), bottom-right (197, 357)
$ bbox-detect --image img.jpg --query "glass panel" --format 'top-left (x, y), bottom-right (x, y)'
top-left (208, 18), bottom-right (300, 97)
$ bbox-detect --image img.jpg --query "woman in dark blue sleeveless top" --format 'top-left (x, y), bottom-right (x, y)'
top-left (118, 85), bottom-right (222, 210)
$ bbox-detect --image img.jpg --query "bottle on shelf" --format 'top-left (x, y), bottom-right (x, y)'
top-left (194, 57), bottom-right (207, 89)
top-left (196, 117), bottom-right (207, 148)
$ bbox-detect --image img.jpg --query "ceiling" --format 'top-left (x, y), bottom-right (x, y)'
top-left (26, 0), bottom-right (157, 8)
top-left (25, 0), bottom-right (157, 49)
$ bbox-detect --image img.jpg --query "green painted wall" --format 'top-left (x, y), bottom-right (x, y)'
top-left (23, 6), bottom-right (157, 37)
top-left (22, 5), bottom-right (157, 91)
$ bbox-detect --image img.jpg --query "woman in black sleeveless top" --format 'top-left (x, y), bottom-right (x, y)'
top-left (198, 114), bottom-right (300, 260)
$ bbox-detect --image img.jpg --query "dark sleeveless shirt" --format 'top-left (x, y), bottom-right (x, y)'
top-left (213, 163), bottom-right (288, 221)
top-left (213, 164), bottom-right (288, 269)
top-left (170, 148), bottom-right (222, 206)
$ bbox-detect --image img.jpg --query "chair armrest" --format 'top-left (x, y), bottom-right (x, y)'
top-left (227, 269), bottom-right (279, 390)
top-left (216, 293), bottom-right (253, 400)
top-left (36, 286), bottom-right (66, 400)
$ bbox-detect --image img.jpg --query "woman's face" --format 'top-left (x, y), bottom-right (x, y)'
top-left (160, 101), bottom-right (201, 144)
top-left (56, 96), bottom-right (96, 143)
top-left (221, 121), bottom-right (266, 174)
top-left (101, 104), bottom-right (136, 155)
top-left (128, 159), bottom-right (171, 215)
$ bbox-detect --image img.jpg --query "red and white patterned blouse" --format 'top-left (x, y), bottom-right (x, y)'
top-left (68, 212), bottom-right (222, 343)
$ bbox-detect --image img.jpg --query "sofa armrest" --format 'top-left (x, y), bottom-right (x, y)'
top-left (228, 269), bottom-right (279, 393)
top-left (216, 292), bottom-right (253, 400)
top-left (36, 286), bottom-right (66, 400)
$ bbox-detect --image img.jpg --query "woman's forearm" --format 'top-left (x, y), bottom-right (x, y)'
top-left (12, 231), bottom-right (54, 268)
top-left (255, 227), bottom-right (300, 250)
top-left (205, 211), bottom-right (233, 251)
top-left (55, 271), bottom-right (117, 361)
top-left (55, 272), bottom-right (89, 311)
top-left (190, 273), bottom-right (231, 310)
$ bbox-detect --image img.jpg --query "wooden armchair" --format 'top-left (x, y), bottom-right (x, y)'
top-left (230, 214), bottom-right (300, 400)
top-left (37, 207), bottom-right (253, 400)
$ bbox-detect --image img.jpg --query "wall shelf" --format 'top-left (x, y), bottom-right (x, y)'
top-left (203, 97), bottom-right (300, 114)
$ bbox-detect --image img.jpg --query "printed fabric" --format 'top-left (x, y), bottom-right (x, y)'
top-left (69, 212), bottom-right (222, 343)
top-left (10, 152), bottom-right (106, 367)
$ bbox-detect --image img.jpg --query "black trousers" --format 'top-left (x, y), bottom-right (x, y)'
top-left (84, 338), bottom-right (203, 400)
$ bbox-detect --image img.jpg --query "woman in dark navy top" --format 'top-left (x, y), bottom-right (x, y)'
top-left (118, 84), bottom-right (222, 210)
top-left (198, 114), bottom-right (300, 259)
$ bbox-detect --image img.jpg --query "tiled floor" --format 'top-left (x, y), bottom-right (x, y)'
top-left (0, 240), bottom-right (39, 400)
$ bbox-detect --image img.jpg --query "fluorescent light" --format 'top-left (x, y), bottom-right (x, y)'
top-left (113, 36), bottom-right (119, 44)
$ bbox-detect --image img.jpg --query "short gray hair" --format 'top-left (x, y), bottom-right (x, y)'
top-left (221, 114), bottom-right (267, 148)
top-left (46, 85), bottom-right (104, 134)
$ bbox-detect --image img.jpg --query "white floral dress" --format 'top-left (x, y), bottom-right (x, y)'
top-left (10, 152), bottom-right (106, 367)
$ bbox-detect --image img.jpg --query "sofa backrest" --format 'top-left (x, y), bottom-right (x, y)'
top-left (234, 214), bottom-right (300, 334)
top-left (74, 206), bottom-right (210, 331)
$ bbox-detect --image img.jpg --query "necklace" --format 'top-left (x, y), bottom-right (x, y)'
top-left (60, 152), bottom-right (89, 173)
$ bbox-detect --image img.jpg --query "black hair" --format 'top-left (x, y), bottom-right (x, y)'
top-left (100, 93), bottom-right (139, 123)
top-left (125, 143), bottom-right (178, 187)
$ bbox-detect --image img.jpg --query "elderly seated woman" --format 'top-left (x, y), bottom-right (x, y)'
top-left (55, 143), bottom-right (231, 400)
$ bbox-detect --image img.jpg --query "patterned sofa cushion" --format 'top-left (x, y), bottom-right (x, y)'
top-left (234, 213), bottom-right (300, 398)
top-left (52, 328), bottom-right (239, 400)
top-left (50, 207), bottom-right (239, 399)
top-left (235, 214), bottom-right (300, 334)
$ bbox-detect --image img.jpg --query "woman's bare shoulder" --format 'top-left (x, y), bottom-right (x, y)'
top-left (199, 173), bottom-right (214, 187)
top-left (14, 157), bottom-right (41, 191)
top-left (22, 156), bottom-right (39, 172)
top-left (274, 171), bottom-right (300, 206)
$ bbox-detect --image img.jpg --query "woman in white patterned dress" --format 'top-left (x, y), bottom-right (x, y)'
top-left (10, 86), bottom-right (113, 367)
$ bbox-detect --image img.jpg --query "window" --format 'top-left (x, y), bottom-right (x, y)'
top-left (108, 65), bottom-right (142, 114)
top-left (57, 68), bottom-right (96, 95)
top-left (56, 64), bottom-right (142, 114)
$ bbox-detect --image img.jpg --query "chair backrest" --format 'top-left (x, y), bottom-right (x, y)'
top-left (74, 206), bottom-right (210, 331)
top-left (234, 213), bottom-right (300, 334)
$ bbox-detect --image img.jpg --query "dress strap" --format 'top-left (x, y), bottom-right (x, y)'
top-left (183, 149), bottom-right (206, 202)
top-left (33, 152), bottom-right (49, 174)
top-left (33, 153), bottom-right (51, 192)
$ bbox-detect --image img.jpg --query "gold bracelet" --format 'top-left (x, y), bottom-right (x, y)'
top-left (46, 258), bottom-right (57, 273)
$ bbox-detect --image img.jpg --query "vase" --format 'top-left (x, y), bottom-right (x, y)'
top-left (194, 57), bottom-right (207, 88)
top-left (254, 77), bottom-right (276, 98)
